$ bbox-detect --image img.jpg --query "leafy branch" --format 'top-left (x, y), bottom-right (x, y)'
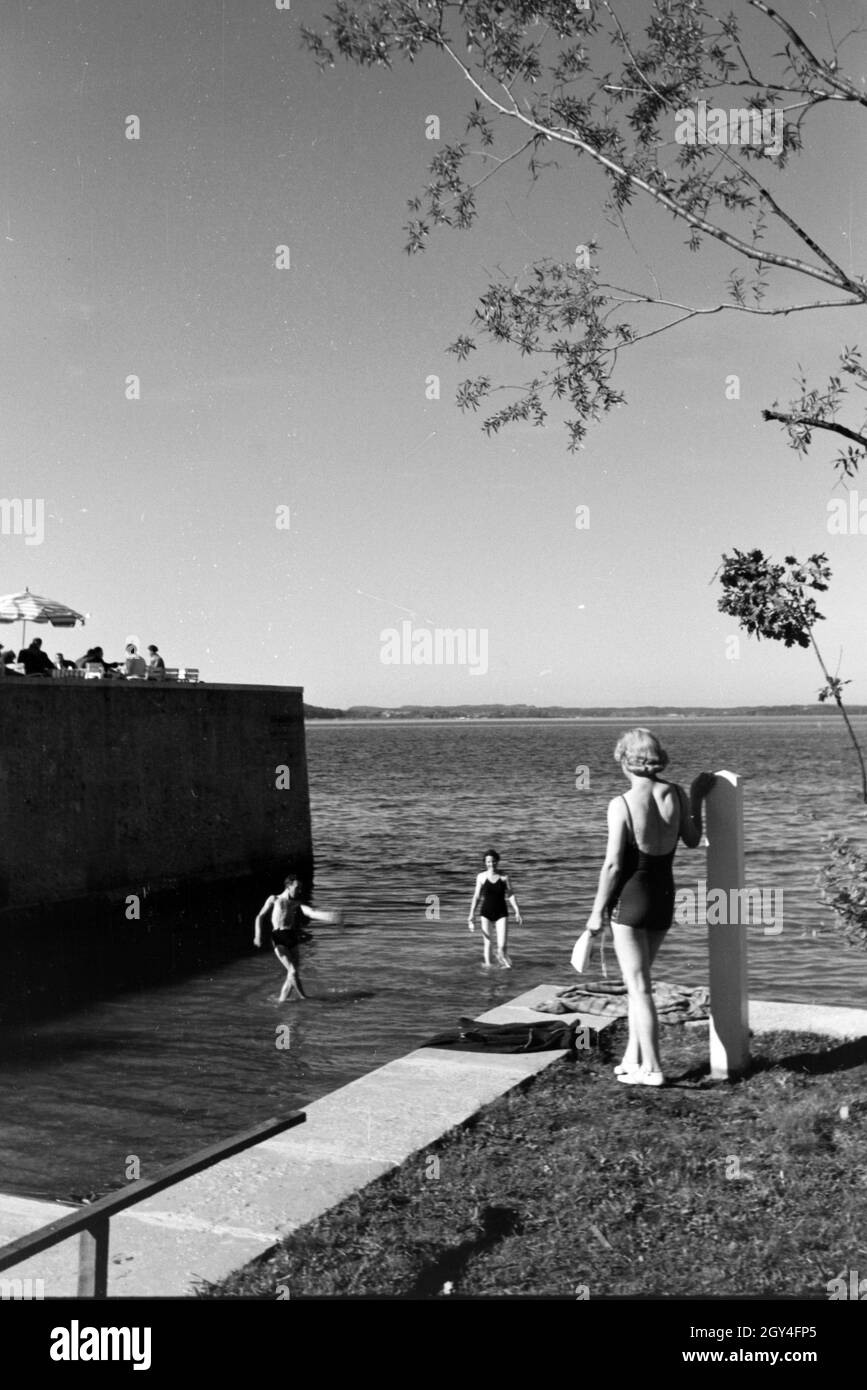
top-left (762, 346), bottom-right (867, 477)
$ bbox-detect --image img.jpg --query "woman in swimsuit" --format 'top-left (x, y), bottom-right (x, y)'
top-left (585, 729), bottom-right (714, 1086)
top-left (468, 850), bottom-right (522, 968)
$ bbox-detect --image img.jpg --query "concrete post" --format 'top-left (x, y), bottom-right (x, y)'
top-left (704, 771), bottom-right (750, 1080)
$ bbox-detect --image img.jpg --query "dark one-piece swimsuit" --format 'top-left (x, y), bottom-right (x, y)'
top-left (611, 793), bottom-right (679, 933)
top-left (479, 875), bottom-right (508, 921)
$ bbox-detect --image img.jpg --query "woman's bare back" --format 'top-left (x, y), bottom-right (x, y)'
top-left (620, 780), bottom-right (683, 855)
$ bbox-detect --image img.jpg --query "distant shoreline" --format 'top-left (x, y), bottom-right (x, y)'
top-left (305, 704), bottom-right (867, 722)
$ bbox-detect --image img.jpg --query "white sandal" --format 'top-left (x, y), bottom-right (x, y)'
top-left (618, 1067), bottom-right (665, 1087)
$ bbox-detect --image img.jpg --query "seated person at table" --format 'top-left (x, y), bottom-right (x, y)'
top-left (145, 644), bottom-right (166, 678)
top-left (123, 643), bottom-right (147, 679)
top-left (0, 648), bottom-right (22, 676)
top-left (17, 638), bottom-right (56, 676)
top-left (75, 646), bottom-right (119, 675)
top-left (54, 652), bottom-right (77, 670)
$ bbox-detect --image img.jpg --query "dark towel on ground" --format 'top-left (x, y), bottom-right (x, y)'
top-left (421, 1017), bottom-right (581, 1053)
top-left (534, 980), bottom-right (710, 1023)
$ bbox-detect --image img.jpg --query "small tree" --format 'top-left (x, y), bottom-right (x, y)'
top-left (717, 548), bottom-right (867, 949)
top-left (716, 547), bottom-right (867, 803)
top-left (818, 834), bottom-right (867, 952)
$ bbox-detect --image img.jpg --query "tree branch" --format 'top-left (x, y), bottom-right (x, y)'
top-left (761, 409), bottom-right (867, 447)
top-left (596, 286), bottom-right (858, 317)
top-left (437, 40), bottom-right (867, 300)
top-left (748, 0), bottom-right (867, 106)
top-left (712, 145), bottom-right (862, 294)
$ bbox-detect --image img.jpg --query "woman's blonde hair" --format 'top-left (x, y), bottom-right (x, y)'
top-left (614, 728), bottom-right (669, 776)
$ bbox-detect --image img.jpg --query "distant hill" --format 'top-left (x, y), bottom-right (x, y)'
top-left (303, 703), bottom-right (867, 720)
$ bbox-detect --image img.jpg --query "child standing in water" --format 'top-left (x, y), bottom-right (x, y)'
top-left (468, 850), bottom-right (522, 968)
top-left (254, 872), bottom-right (342, 1002)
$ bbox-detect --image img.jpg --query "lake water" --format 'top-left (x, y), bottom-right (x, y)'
top-left (2, 717), bottom-right (866, 1201)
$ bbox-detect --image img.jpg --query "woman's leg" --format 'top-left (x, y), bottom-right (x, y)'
top-left (619, 996), bottom-right (640, 1070)
top-left (494, 917), bottom-right (510, 967)
top-left (611, 924), bottom-right (664, 1074)
top-left (641, 929), bottom-right (667, 1065)
top-left (479, 918), bottom-right (493, 966)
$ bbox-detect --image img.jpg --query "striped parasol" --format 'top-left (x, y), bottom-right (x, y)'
top-left (0, 589), bottom-right (86, 652)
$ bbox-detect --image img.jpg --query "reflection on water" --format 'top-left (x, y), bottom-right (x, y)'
top-left (1, 718), bottom-right (866, 1199)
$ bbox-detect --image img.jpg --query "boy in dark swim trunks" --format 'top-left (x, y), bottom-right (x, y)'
top-left (254, 873), bottom-right (342, 1002)
top-left (468, 849), bottom-right (523, 967)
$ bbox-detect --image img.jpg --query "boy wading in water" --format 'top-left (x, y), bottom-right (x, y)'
top-left (254, 873), bottom-right (341, 1002)
top-left (468, 850), bottom-right (522, 968)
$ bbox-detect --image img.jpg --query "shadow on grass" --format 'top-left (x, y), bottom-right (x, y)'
top-left (662, 1034), bottom-right (867, 1088)
top-left (750, 1035), bottom-right (867, 1077)
top-left (403, 1204), bottom-right (522, 1298)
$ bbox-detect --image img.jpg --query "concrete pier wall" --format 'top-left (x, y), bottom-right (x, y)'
top-left (0, 681), bottom-right (312, 1018)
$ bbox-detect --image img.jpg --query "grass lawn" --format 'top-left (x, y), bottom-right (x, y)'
top-left (199, 1022), bottom-right (867, 1299)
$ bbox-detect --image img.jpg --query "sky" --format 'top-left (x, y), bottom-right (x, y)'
top-left (1, 0), bottom-right (866, 707)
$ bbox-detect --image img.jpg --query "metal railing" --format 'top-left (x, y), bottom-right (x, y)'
top-left (0, 1112), bottom-right (305, 1297)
